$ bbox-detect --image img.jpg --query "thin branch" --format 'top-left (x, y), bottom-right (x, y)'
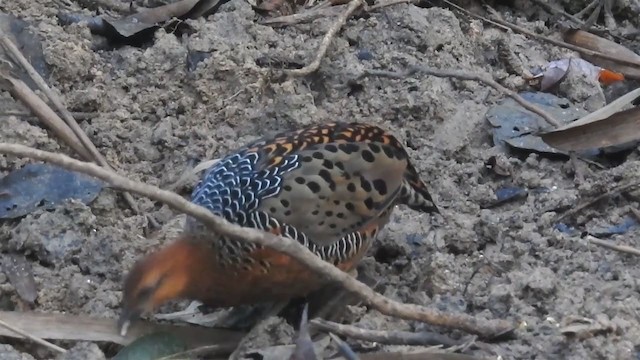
top-left (586, 235), bottom-right (640, 257)
top-left (0, 110), bottom-right (98, 120)
top-left (284, 0), bottom-right (364, 76)
top-left (0, 318), bottom-right (67, 354)
top-left (441, 0), bottom-right (639, 69)
top-left (0, 35), bottom-right (158, 228)
top-left (357, 66), bottom-right (561, 128)
top-left (164, 158), bottom-right (220, 192)
top-left (260, 5), bottom-right (345, 26)
top-left (527, 0), bottom-right (588, 27)
top-left (311, 318), bottom-right (462, 346)
top-left (486, 14), bottom-right (640, 68)
top-left (555, 181), bottom-right (640, 221)
top-left (0, 35), bottom-right (100, 161)
top-left (262, 0), bottom-right (414, 27)
top-left (0, 75), bottom-right (92, 159)
top-left (0, 143), bottom-right (515, 339)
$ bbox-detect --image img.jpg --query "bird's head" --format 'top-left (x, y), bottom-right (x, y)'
top-left (118, 238), bottom-right (202, 336)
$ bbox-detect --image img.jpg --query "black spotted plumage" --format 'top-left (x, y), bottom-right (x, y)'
top-left (186, 122), bottom-right (439, 270)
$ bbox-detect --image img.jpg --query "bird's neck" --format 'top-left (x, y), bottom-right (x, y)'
top-left (158, 237), bottom-right (220, 301)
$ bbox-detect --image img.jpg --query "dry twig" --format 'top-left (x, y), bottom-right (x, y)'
top-left (0, 75), bottom-right (92, 159)
top-left (0, 110), bottom-right (98, 120)
top-left (284, 0), bottom-right (363, 76)
top-left (311, 318), bottom-right (462, 346)
top-left (0, 318), bottom-right (67, 354)
top-left (586, 235), bottom-right (640, 257)
top-left (442, 0), bottom-right (638, 69)
top-left (0, 143), bottom-right (514, 338)
top-left (555, 181), bottom-right (640, 221)
top-left (261, 5), bottom-right (345, 26)
top-left (263, 0), bottom-right (414, 27)
top-left (357, 66), bottom-right (561, 127)
top-left (485, 14), bottom-right (640, 68)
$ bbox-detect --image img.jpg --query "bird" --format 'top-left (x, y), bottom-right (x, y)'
top-left (117, 121), bottom-right (439, 335)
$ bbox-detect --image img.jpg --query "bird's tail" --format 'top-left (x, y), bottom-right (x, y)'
top-left (398, 163), bottom-right (439, 214)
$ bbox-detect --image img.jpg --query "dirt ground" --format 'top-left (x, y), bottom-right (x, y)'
top-left (1, 0), bottom-right (640, 359)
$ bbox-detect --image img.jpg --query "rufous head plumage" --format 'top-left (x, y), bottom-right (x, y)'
top-left (118, 239), bottom-right (200, 336)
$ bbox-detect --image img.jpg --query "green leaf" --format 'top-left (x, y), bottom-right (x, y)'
top-left (114, 332), bottom-right (187, 360)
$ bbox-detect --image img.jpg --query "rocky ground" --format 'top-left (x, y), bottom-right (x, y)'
top-left (0, 0), bottom-right (640, 359)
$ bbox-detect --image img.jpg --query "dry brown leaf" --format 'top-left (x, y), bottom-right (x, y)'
top-left (540, 106), bottom-right (640, 151)
top-left (563, 29), bottom-right (640, 79)
top-left (0, 311), bottom-right (243, 347)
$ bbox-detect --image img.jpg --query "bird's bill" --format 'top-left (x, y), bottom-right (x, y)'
top-left (117, 308), bottom-right (140, 337)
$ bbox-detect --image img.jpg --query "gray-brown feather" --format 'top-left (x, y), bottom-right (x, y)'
top-left (259, 142), bottom-right (406, 246)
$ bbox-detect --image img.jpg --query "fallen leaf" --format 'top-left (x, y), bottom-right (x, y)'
top-left (564, 29), bottom-right (640, 79)
top-left (540, 106), bottom-right (640, 151)
top-left (0, 13), bottom-right (49, 87)
top-left (0, 310), bottom-right (243, 347)
top-left (486, 92), bottom-right (588, 156)
top-left (57, 0), bottom-right (231, 45)
top-left (113, 332), bottom-right (187, 360)
top-left (0, 163), bottom-right (103, 219)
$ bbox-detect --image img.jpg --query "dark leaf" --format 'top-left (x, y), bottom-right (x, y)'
top-left (0, 13), bottom-right (49, 87)
top-left (0, 163), bottom-right (103, 219)
top-left (487, 92), bottom-right (588, 156)
top-left (57, 0), bottom-right (230, 45)
top-left (113, 332), bottom-right (187, 360)
top-left (495, 186), bottom-right (528, 203)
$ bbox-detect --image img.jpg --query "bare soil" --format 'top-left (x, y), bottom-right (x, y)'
top-left (1, 0), bottom-right (640, 359)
